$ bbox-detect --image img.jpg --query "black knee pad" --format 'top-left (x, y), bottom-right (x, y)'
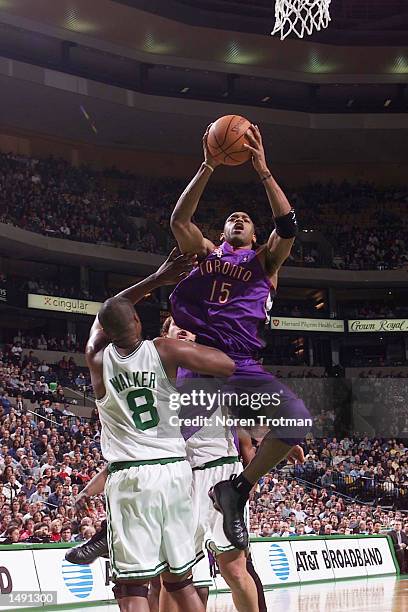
top-left (113, 583), bottom-right (148, 599)
top-left (162, 576), bottom-right (193, 592)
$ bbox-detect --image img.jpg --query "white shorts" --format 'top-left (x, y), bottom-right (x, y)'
top-left (192, 552), bottom-right (214, 588)
top-left (192, 457), bottom-right (244, 556)
top-left (105, 459), bottom-right (203, 581)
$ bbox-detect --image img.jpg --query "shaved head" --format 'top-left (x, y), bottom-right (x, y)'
top-left (98, 297), bottom-right (141, 344)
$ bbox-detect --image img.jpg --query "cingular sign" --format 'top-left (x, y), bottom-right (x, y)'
top-left (348, 319), bottom-right (408, 333)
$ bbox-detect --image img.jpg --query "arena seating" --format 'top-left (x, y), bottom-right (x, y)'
top-left (1, 150), bottom-right (408, 547)
top-left (1, 152), bottom-right (408, 270)
top-left (249, 472), bottom-right (408, 537)
top-left (0, 333), bottom-right (406, 544)
top-left (249, 435), bottom-right (408, 536)
top-left (0, 341), bottom-right (100, 543)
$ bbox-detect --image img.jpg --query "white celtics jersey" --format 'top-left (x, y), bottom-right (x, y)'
top-left (186, 405), bottom-right (238, 469)
top-left (96, 341), bottom-right (185, 462)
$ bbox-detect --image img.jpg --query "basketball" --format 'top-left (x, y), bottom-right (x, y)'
top-left (207, 115), bottom-right (252, 166)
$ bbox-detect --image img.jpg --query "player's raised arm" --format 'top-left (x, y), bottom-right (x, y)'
top-left (155, 337), bottom-right (235, 379)
top-left (85, 316), bottom-right (109, 399)
top-left (86, 249), bottom-right (196, 397)
top-left (86, 249), bottom-right (195, 357)
top-left (245, 125), bottom-right (298, 279)
top-left (170, 126), bottom-right (218, 257)
top-left (86, 316), bottom-right (110, 359)
top-left (114, 248), bottom-right (197, 304)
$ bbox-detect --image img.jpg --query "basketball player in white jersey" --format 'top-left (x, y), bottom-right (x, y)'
top-left (85, 250), bottom-right (235, 612)
top-left (69, 314), bottom-right (266, 611)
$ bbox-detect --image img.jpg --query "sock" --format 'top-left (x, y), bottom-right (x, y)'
top-left (231, 473), bottom-right (252, 499)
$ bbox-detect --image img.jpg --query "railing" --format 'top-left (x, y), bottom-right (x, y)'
top-left (27, 408), bottom-right (92, 429)
top-left (294, 466), bottom-right (408, 509)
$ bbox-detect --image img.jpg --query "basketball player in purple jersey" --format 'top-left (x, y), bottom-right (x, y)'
top-left (170, 124), bottom-right (310, 551)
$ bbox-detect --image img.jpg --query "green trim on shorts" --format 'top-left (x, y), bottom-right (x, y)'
top-left (169, 551), bottom-right (205, 575)
top-left (112, 554), bottom-right (204, 581)
top-left (207, 539), bottom-right (237, 556)
top-left (108, 486), bottom-right (170, 582)
top-left (192, 456), bottom-right (239, 471)
top-left (113, 561), bottom-right (169, 580)
top-left (108, 457), bottom-right (186, 474)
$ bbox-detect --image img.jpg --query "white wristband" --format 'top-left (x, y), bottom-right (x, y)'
top-left (202, 162), bottom-right (214, 173)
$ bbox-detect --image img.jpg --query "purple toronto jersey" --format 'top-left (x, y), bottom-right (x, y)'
top-left (170, 241), bottom-right (274, 357)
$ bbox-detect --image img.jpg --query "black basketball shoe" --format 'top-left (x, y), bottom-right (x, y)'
top-left (209, 479), bottom-right (248, 550)
top-left (65, 520), bottom-right (108, 565)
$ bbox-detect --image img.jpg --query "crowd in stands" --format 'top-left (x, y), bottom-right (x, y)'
top-left (1, 330), bottom-right (407, 546)
top-left (249, 435), bottom-right (408, 544)
top-left (0, 342), bottom-right (99, 544)
top-left (0, 154), bottom-right (133, 250)
top-left (340, 300), bottom-right (408, 319)
top-left (11, 331), bottom-right (81, 354)
top-left (0, 153), bottom-right (163, 254)
top-left (1, 151), bottom-right (408, 270)
top-left (1, 358), bottom-right (407, 545)
top-left (250, 479), bottom-right (408, 537)
top-left (274, 299), bottom-right (408, 319)
top-left (1, 150), bottom-right (408, 548)
top-left (1, 271), bottom-right (161, 305)
top-left (331, 229), bottom-right (408, 271)
top-left (21, 278), bottom-right (109, 303)
top-left (1, 341), bottom-right (90, 397)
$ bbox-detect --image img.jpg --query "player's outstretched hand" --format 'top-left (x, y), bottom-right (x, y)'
top-left (155, 247), bottom-right (197, 285)
top-left (203, 124), bottom-right (222, 169)
top-left (244, 124), bottom-right (268, 176)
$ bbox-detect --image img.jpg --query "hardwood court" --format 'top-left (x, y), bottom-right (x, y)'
top-left (50, 576), bottom-right (408, 612)
top-left (207, 576), bottom-right (408, 612)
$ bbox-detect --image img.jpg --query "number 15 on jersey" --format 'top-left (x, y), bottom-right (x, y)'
top-left (209, 280), bottom-right (232, 304)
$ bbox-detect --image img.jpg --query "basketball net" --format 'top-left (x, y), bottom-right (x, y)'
top-left (271, 0), bottom-right (332, 40)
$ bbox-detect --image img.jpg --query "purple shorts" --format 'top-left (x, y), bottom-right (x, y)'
top-left (178, 356), bottom-right (311, 446)
top-left (223, 356), bottom-right (310, 446)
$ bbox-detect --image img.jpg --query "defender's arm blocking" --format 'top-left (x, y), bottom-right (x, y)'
top-left (155, 337), bottom-right (235, 379)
